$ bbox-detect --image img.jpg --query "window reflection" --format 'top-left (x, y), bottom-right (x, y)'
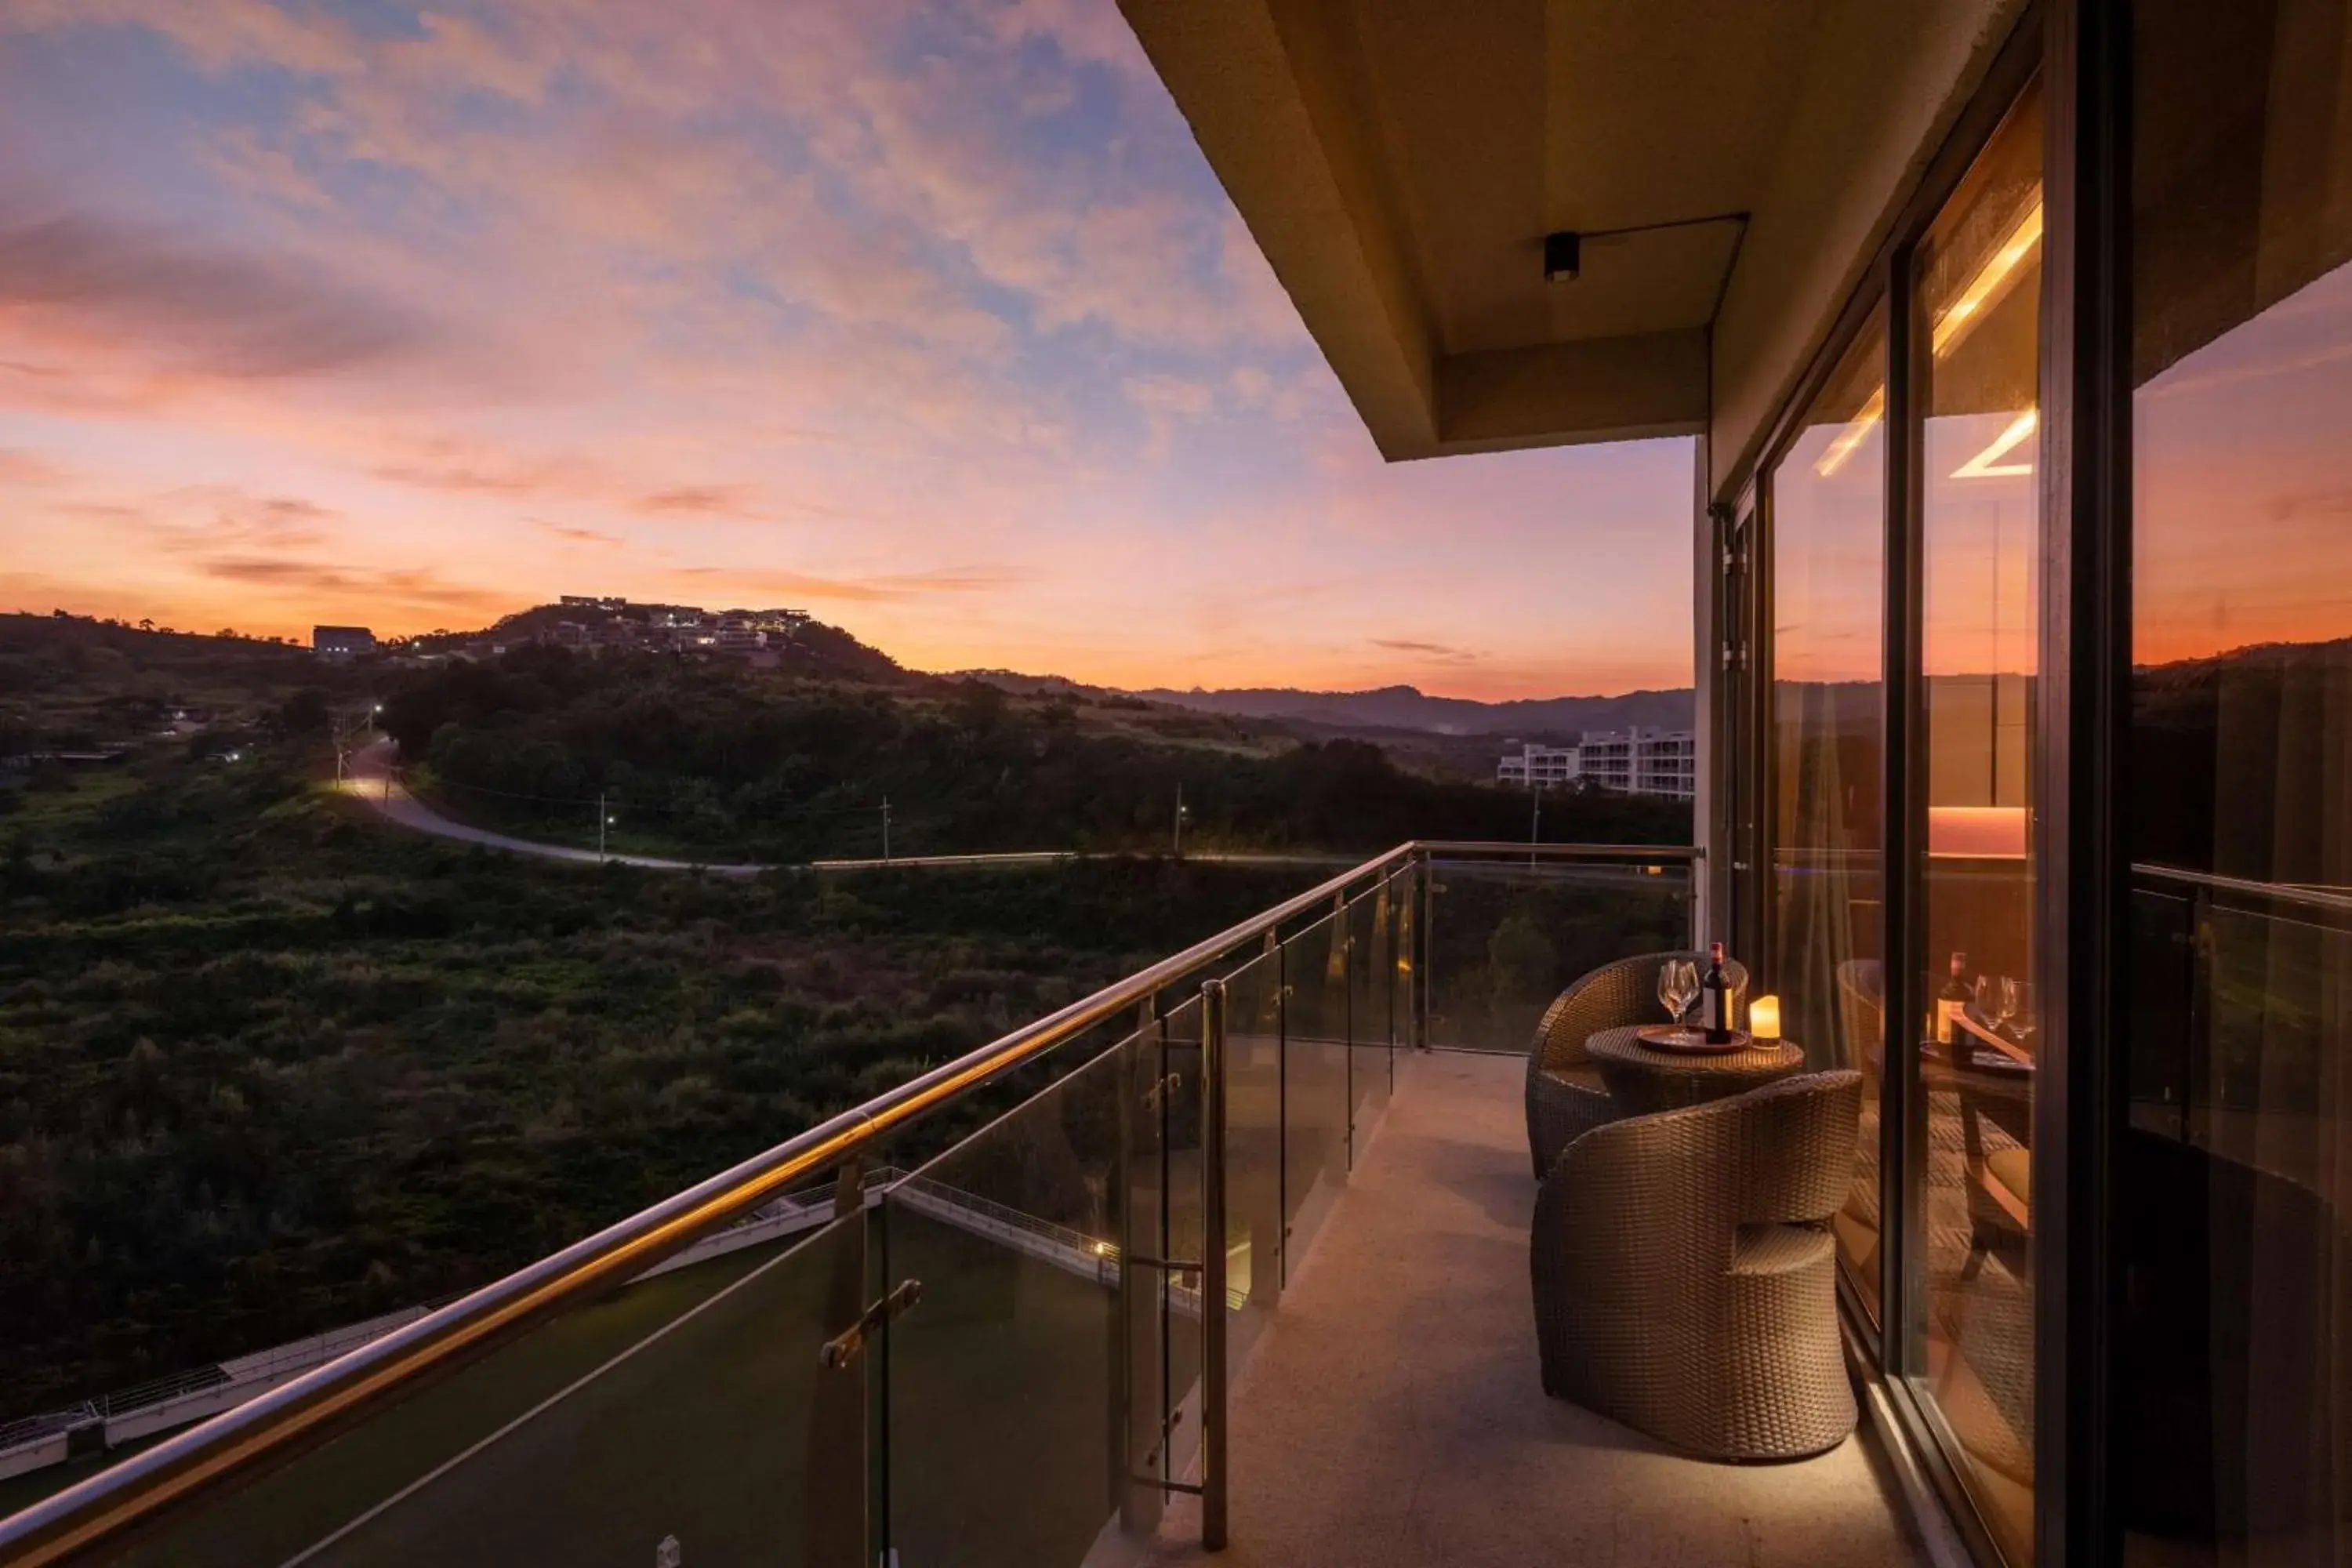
top-left (1768, 307), bottom-right (1888, 1320)
top-left (2125, 2), bottom-right (2352, 1560)
top-left (1909, 81), bottom-right (2043, 1568)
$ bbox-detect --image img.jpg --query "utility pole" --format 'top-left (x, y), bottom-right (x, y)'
top-left (881, 797), bottom-right (891, 862)
top-left (1173, 784), bottom-right (1189, 859)
top-left (334, 703), bottom-right (383, 788)
top-left (1530, 783), bottom-right (1541, 869)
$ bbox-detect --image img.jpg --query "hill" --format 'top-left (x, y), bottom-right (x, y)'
top-left (403, 601), bottom-right (906, 683)
top-left (2132, 634), bottom-right (2352, 880)
top-left (1131, 683), bottom-right (1693, 736)
top-left (955, 671), bottom-right (1693, 738)
top-left (379, 647), bottom-right (1692, 862)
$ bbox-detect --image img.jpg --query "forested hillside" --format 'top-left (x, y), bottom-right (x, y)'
top-left (383, 647), bottom-right (1691, 860)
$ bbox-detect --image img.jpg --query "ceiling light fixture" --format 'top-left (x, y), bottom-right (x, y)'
top-left (1932, 201), bottom-right (2043, 354)
top-left (1813, 198), bottom-right (2045, 478)
top-left (1951, 408), bottom-right (2038, 478)
top-left (1813, 387), bottom-right (1886, 479)
top-left (1544, 231), bottom-right (1581, 284)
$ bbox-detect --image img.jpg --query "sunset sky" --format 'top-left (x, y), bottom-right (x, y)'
top-left (0, 0), bottom-right (1697, 700)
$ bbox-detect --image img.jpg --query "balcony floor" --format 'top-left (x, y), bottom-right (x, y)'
top-left (1149, 1049), bottom-right (1926, 1567)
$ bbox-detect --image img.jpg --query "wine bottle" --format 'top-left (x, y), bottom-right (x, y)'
top-left (1699, 941), bottom-right (1734, 1044)
top-left (1936, 951), bottom-right (1970, 1047)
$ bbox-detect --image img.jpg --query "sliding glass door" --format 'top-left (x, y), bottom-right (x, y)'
top-left (2119, 2), bottom-right (2352, 1559)
top-left (1766, 309), bottom-right (1889, 1322)
top-left (1904, 80), bottom-right (2045, 1568)
top-left (1759, 71), bottom-right (2046, 1566)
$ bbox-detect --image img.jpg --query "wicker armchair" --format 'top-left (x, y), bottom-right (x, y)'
top-left (1531, 1070), bottom-right (1864, 1461)
top-left (1525, 952), bottom-right (1748, 1178)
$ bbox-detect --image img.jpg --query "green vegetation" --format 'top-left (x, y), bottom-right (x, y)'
top-left (383, 645), bottom-right (1690, 861)
top-left (0, 743), bottom-right (1327, 1416)
top-left (0, 611), bottom-right (1691, 1422)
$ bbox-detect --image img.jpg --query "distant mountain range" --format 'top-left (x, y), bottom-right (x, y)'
top-left (953, 672), bottom-right (1693, 738)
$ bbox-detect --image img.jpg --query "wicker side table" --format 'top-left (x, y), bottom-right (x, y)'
top-left (1585, 1025), bottom-right (1806, 1116)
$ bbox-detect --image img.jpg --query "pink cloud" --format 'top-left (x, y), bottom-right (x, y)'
top-left (0, 0), bottom-right (1699, 697)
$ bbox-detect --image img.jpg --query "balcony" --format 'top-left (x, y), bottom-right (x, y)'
top-left (1134, 1048), bottom-right (1918, 1568)
top-left (0, 844), bottom-right (1928, 1568)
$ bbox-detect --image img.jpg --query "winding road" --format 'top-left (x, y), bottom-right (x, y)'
top-left (338, 739), bottom-right (772, 873)
top-left (336, 739), bottom-right (1352, 876)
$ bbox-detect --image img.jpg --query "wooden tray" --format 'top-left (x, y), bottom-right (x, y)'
top-left (1635, 1025), bottom-right (1755, 1056)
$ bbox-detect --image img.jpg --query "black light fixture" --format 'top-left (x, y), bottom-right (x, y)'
top-left (1543, 230), bottom-right (1581, 284)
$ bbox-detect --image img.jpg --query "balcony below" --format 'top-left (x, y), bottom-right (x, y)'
top-left (1144, 1048), bottom-right (1926, 1568)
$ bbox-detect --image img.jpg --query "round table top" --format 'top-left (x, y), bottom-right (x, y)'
top-left (1585, 1024), bottom-right (1806, 1114)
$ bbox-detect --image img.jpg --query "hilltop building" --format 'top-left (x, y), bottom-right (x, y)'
top-left (311, 626), bottom-right (376, 660)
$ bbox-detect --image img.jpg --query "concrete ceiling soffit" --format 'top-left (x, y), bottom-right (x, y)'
top-left (1120, 0), bottom-right (1443, 459)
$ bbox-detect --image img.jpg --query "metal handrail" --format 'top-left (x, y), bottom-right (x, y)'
top-left (2130, 861), bottom-right (2352, 919)
top-left (0, 837), bottom-right (1690, 1563)
top-left (0, 840), bottom-right (1419, 1564)
top-left (1414, 840), bottom-right (1700, 862)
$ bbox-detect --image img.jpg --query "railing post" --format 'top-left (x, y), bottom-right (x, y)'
top-left (1199, 976), bottom-right (1229, 1552)
top-left (1410, 850), bottom-right (1428, 1052)
top-left (1117, 996), bottom-right (1161, 1537)
top-left (806, 1158), bottom-right (868, 1568)
top-left (1411, 860), bottom-right (1430, 1053)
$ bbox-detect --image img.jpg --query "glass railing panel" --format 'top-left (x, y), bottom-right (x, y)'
top-left (1278, 908), bottom-right (1352, 1283)
top-left (1425, 855), bottom-right (1693, 1053)
top-left (881, 1012), bottom-right (1182, 1568)
top-left (1219, 943), bottom-right (1285, 1370)
top-left (2125, 882), bottom-right (2198, 1139)
top-left (1394, 862), bottom-right (1419, 1053)
top-left (2115, 877), bottom-right (2352, 1556)
top-left (1348, 880), bottom-right (1394, 1161)
top-left (101, 1212), bottom-right (870, 1568)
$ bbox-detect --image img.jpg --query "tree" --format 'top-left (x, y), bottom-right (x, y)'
top-left (1486, 913), bottom-right (1558, 1013)
top-left (276, 689), bottom-right (332, 735)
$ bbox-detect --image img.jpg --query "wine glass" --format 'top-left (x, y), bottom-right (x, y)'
top-left (1973, 974), bottom-right (2001, 1034)
top-left (1657, 960), bottom-right (1697, 1027)
top-left (2002, 977), bottom-right (2034, 1043)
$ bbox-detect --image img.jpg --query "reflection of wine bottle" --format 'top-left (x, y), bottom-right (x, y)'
top-left (1700, 942), bottom-right (1734, 1044)
top-left (1936, 951), bottom-right (1970, 1046)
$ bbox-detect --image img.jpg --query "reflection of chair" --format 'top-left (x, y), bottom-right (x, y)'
top-left (1524, 953), bottom-right (1747, 1178)
top-left (1834, 959), bottom-right (1884, 1080)
top-left (1531, 1071), bottom-right (1864, 1459)
top-left (1929, 1248), bottom-right (2034, 1516)
top-left (1831, 959), bottom-right (1886, 1286)
top-left (1958, 1081), bottom-right (2031, 1280)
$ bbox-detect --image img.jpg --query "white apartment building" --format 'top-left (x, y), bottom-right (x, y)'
top-left (1634, 731), bottom-right (1697, 801)
top-left (1496, 742), bottom-right (1581, 789)
top-left (1508, 728), bottom-right (1695, 802)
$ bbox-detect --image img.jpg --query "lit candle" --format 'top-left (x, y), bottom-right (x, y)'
top-left (1749, 995), bottom-right (1781, 1040)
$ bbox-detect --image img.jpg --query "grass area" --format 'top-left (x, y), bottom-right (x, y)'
top-left (0, 733), bottom-right (1330, 1420)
